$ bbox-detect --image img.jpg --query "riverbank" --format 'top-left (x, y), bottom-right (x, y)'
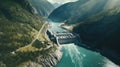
top-left (39, 22), bottom-right (63, 67)
top-left (46, 22), bottom-right (119, 67)
top-left (38, 22), bottom-right (63, 67)
top-left (60, 23), bottom-right (120, 66)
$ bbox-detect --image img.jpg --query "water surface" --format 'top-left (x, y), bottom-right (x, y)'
top-left (49, 22), bottom-right (119, 67)
top-left (56, 44), bottom-right (118, 67)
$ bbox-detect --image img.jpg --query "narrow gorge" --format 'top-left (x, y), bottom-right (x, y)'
top-left (0, 0), bottom-right (120, 67)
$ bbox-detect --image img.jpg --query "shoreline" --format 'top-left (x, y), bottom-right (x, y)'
top-left (60, 23), bottom-right (120, 66)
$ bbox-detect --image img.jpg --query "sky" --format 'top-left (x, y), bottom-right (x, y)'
top-left (47, 0), bottom-right (78, 4)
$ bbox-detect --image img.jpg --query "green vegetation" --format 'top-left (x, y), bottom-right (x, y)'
top-left (0, 0), bottom-right (57, 67)
top-left (0, 43), bottom-right (57, 67)
top-left (28, 0), bottom-right (55, 17)
top-left (74, 7), bottom-right (120, 49)
top-left (0, 0), bottom-right (43, 53)
top-left (73, 7), bottom-right (120, 65)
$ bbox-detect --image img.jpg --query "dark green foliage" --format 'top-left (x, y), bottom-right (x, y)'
top-left (28, 0), bottom-right (54, 17)
top-left (73, 7), bottom-right (120, 65)
top-left (0, 48), bottom-right (53, 67)
top-left (32, 40), bottom-right (44, 48)
top-left (14, 0), bottom-right (35, 14)
top-left (48, 0), bottom-right (108, 23)
top-left (0, 0), bottom-right (43, 54)
top-left (0, 0), bottom-right (56, 67)
top-left (74, 7), bottom-right (120, 49)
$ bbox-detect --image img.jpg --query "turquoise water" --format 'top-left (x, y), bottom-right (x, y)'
top-left (49, 22), bottom-right (119, 67)
top-left (56, 44), bottom-right (118, 67)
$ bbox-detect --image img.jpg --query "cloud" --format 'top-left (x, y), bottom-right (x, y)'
top-left (47, 0), bottom-right (78, 4)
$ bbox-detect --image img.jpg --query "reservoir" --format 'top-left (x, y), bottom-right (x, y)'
top-left (48, 22), bottom-right (119, 67)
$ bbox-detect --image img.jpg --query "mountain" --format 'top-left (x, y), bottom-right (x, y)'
top-left (53, 3), bottom-right (61, 8)
top-left (48, 0), bottom-right (120, 24)
top-left (104, 0), bottom-right (120, 10)
top-left (73, 7), bottom-right (120, 65)
top-left (0, 0), bottom-right (61, 67)
top-left (28, 0), bottom-right (55, 17)
top-left (0, 0), bottom-right (42, 53)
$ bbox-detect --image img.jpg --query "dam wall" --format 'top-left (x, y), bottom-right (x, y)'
top-left (46, 29), bottom-right (78, 45)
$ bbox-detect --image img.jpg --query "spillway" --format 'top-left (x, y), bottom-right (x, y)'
top-left (46, 28), bottom-right (78, 45)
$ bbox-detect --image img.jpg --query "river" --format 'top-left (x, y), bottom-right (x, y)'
top-left (48, 22), bottom-right (119, 67)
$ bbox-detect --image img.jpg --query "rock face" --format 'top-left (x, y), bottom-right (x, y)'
top-left (28, 0), bottom-right (55, 17)
top-left (73, 7), bottom-right (120, 65)
top-left (37, 50), bottom-right (62, 67)
top-left (18, 49), bottom-right (62, 67)
top-left (48, 0), bottom-right (120, 24)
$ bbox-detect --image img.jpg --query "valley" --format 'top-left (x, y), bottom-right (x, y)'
top-left (0, 0), bottom-right (120, 67)
top-left (47, 22), bottom-right (119, 67)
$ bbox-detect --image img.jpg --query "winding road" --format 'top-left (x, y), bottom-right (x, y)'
top-left (14, 22), bottom-right (49, 52)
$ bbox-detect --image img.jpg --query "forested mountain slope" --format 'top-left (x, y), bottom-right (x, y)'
top-left (28, 0), bottom-right (55, 17)
top-left (73, 7), bottom-right (120, 65)
top-left (49, 0), bottom-right (120, 24)
top-left (0, 0), bottom-right (61, 67)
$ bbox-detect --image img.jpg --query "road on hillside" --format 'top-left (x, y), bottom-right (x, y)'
top-left (30, 22), bottom-right (48, 45)
top-left (13, 22), bottom-right (49, 52)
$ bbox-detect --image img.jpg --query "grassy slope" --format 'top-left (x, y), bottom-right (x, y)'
top-left (0, 0), bottom-right (57, 67)
top-left (0, 0), bottom-right (43, 52)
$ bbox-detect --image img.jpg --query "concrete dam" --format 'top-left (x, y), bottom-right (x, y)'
top-left (46, 29), bottom-right (78, 45)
